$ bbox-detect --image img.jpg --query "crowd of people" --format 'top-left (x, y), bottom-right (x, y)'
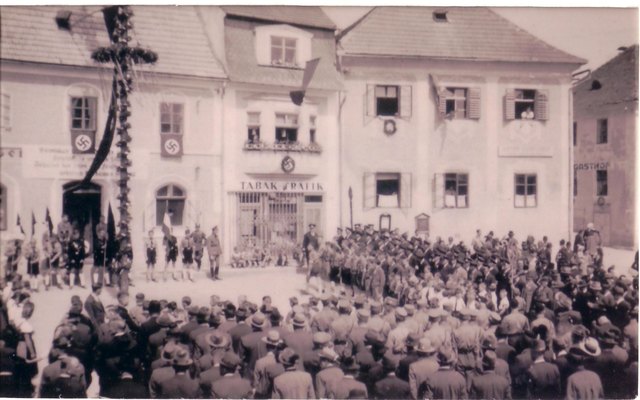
top-left (0, 221), bottom-right (638, 399)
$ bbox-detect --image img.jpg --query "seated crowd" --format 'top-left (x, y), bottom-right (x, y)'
top-left (0, 223), bottom-right (638, 399)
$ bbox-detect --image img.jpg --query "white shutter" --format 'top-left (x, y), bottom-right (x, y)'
top-left (399, 85), bottom-right (412, 119)
top-left (433, 174), bottom-right (444, 209)
top-left (363, 173), bottom-right (376, 209)
top-left (467, 88), bottom-right (481, 119)
top-left (504, 90), bottom-right (516, 120)
top-left (400, 173), bottom-right (412, 208)
top-left (437, 88), bottom-right (447, 116)
top-left (365, 84), bottom-right (376, 117)
top-left (534, 90), bottom-right (549, 121)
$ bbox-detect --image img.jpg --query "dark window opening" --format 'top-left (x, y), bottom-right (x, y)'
top-left (305, 195), bottom-right (323, 203)
top-left (597, 118), bottom-right (608, 144)
top-left (156, 184), bottom-right (186, 226)
top-left (433, 11), bottom-right (448, 22)
top-left (275, 113), bottom-right (298, 144)
top-left (590, 80), bottom-right (602, 90)
top-left (596, 170), bottom-right (608, 196)
top-left (376, 173), bottom-right (400, 208)
top-left (444, 88), bottom-right (467, 119)
top-left (514, 89), bottom-right (536, 120)
top-left (375, 85), bottom-right (399, 116)
top-left (247, 112), bottom-right (261, 143)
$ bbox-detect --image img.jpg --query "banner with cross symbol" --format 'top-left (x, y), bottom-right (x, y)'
top-left (161, 133), bottom-right (183, 158)
top-left (70, 130), bottom-right (96, 154)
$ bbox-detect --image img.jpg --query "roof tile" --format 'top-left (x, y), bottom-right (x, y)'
top-left (222, 6), bottom-right (335, 30)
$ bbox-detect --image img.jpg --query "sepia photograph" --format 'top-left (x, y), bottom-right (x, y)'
top-left (0, 3), bottom-right (638, 399)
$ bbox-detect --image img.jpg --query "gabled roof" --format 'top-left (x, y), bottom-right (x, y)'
top-left (1, 6), bottom-right (226, 79)
top-left (339, 7), bottom-right (586, 65)
top-left (222, 6), bottom-right (335, 31)
top-left (574, 45), bottom-right (638, 113)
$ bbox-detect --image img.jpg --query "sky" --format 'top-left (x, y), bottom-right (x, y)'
top-left (322, 6), bottom-right (638, 71)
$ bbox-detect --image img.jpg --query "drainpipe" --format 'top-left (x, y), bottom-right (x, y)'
top-left (219, 80), bottom-right (227, 264)
top-left (338, 90), bottom-right (346, 228)
top-left (568, 83), bottom-right (574, 241)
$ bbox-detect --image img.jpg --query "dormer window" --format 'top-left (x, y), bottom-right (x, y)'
top-left (255, 25), bottom-right (312, 69)
top-left (271, 36), bottom-right (297, 67)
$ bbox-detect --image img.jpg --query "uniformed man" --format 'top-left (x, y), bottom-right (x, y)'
top-left (145, 230), bottom-right (157, 282)
top-left (92, 228), bottom-right (107, 286)
top-left (206, 226), bottom-right (222, 280)
top-left (191, 224), bottom-right (206, 271)
top-left (66, 228), bottom-right (86, 289)
top-left (302, 224), bottom-right (320, 267)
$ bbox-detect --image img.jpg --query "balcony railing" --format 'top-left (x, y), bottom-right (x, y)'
top-left (243, 140), bottom-right (322, 153)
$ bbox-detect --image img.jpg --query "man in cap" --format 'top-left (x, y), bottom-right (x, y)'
top-left (374, 354), bottom-right (411, 399)
top-left (157, 348), bottom-right (201, 398)
top-left (302, 223), bottom-right (320, 267)
top-left (210, 352), bottom-right (252, 399)
top-left (365, 301), bottom-right (391, 337)
top-left (272, 348), bottom-right (315, 399)
top-left (453, 308), bottom-right (483, 379)
top-left (525, 339), bottom-right (561, 398)
top-left (206, 226), bottom-right (222, 280)
top-left (149, 342), bottom-right (178, 398)
top-left (239, 313), bottom-right (269, 379)
top-left (408, 337), bottom-right (438, 400)
top-left (468, 351), bottom-right (511, 400)
top-left (423, 346), bottom-right (467, 400)
top-left (310, 294), bottom-right (339, 333)
top-left (302, 331), bottom-right (334, 376)
top-left (315, 347), bottom-right (343, 398)
top-left (328, 355), bottom-right (368, 399)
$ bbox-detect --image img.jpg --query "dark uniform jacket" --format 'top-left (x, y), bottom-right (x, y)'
top-left (210, 373), bottom-right (253, 399)
top-left (469, 370), bottom-right (511, 400)
top-left (102, 376), bottom-right (148, 399)
top-left (158, 372), bottom-right (202, 399)
top-left (374, 372), bottom-right (411, 399)
top-left (84, 294), bottom-right (105, 326)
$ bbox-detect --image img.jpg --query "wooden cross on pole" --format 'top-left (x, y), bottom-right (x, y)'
top-left (91, 6), bottom-right (157, 247)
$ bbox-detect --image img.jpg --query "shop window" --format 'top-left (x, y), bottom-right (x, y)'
top-left (156, 184), bottom-right (186, 226)
top-left (0, 184), bottom-right (6, 231)
top-left (309, 115), bottom-right (317, 144)
top-left (364, 173), bottom-right (411, 209)
top-left (366, 84), bottom-right (412, 118)
top-left (597, 118), bottom-right (608, 144)
top-left (573, 122), bottom-right (577, 146)
top-left (247, 112), bottom-right (261, 143)
top-left (1, 92), bottom-right (10, 132)
top-left (596, 170), bottom-right (608, 196)
top-left (271, 36), bottom-right (297, 67)
top-left (160, 103), bottom-right (184, 134)
top-left (71, 96), bottom-right (97, 131)
top-left (305, 195), bottom-right (322, 203)
top-left (504, 89), bottom-right (548, 121)
top-left (275, 113), bottom-right (298, 144)
top-left (514, 174), bottom-right (537, 208)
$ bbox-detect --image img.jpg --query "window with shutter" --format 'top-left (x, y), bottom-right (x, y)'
top-left (375, 173), bottom-right (400, 208)
top-left (504, 90), bottom-right (516, 120)
top-left (399, 85), bottom-right (412, 118)
top-left (437, 88), bottom-right (448, 116)
top-left (363, 173), bottom-right (376, 209)
top-left (467, 88), bottom-right (481, 119)
top-left (534, 91), bottom-right (548, 121)
top-left (400, 173), bottom-right (412, 208)
top-left (434, 174), bottom-right (444, 209)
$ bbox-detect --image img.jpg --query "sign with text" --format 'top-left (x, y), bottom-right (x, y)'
top-left (574, 162), bottom-right (609, 170)
top-left (239, 180), bottom-right (324, 193)
top-left (22, 145), bottom-right (148, 180)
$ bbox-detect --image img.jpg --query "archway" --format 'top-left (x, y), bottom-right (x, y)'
top-left (63, 181), bottom-right (101, 251)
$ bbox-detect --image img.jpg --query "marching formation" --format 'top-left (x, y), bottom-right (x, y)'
top-left (0, 222), bottom-right (638, 399)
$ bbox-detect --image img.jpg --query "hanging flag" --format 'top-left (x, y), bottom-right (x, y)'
top-left (106, 203), bottom-right (118, 260)
top-left (31, 211), bottom-right (36, 238)
top-left (160, 134), bottom-right (183, 158)
top-left (16, 214), bottom-right (25, 235)
top-left (290, 58), bottom-right (321, 106)
top-left (81, 78), bottom-right (117, 186)
top-left (161, 211), bottom-right (172, 237)
top-left (45, 208), bottom-right (54, 235)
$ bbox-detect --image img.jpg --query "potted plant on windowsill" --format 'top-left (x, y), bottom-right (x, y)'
top-left (244, 139), bottom-right (266, 151)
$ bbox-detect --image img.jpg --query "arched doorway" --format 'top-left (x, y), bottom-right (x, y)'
top-left (63, 181), bottom-right (101, 251)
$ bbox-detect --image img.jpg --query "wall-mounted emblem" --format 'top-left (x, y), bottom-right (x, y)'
top-left (383, 119), bottom-right (397, 135)
top-left (281, 155), bottom-right (295, 173)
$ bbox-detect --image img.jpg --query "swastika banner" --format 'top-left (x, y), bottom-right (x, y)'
top-left (161, 133), bottom-right (183, 158)
top-left (70, 131), bottom-right (96, 154)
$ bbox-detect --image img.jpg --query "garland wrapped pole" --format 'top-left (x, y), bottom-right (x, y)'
top-left (91, 6), bottom-right (157, 247)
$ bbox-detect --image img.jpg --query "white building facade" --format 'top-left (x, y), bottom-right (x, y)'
top-left (337, 7), bottom-right (585, 245)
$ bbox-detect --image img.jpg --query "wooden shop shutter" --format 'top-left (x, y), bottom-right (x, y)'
top-left (400, 173), bottom-right (412, 208)
top-left (399, 85), bottom-right (412, 119)
top-left (363, 172), bottom-right (376, 209)
top-left (433, 173), bottom-right (444, 208)
top-left (467, 88), bottom-right (481, 119)
top-left (504, 90), bottom-right (516, 120)
top-left (534, 90), bottom-right (549, 121)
